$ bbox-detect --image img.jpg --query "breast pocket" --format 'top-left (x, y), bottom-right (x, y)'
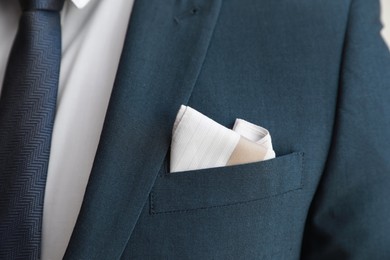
top-left (150, 152), bottom-right (304, 214)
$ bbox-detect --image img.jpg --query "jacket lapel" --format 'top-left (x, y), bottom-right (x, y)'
top-left (65, 0), bottom-right (222, 258)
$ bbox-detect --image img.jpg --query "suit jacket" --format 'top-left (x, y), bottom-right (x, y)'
top-left (64, 0), bottom-right (390, 259)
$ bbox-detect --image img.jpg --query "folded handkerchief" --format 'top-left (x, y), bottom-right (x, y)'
top-left (170, 105), bottom-right (275, 172)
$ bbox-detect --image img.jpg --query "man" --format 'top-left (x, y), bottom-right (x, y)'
top-left (0, 0), bottom-right (389, 259)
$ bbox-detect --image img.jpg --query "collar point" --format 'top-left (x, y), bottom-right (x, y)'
top-left (71, 0), bottom-right (90, 9)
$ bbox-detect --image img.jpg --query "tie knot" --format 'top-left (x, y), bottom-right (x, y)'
top-left (20, 0), bottom-right (65, 12)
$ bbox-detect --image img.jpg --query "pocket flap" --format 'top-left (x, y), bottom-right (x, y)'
top-left (151, 152), bottom-right (304, 214)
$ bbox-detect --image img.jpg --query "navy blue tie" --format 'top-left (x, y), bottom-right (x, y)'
top-left (0, 0), bottom-right (64, 258)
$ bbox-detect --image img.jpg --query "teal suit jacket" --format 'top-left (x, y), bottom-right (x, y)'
top-left (64, 0), bottom-right (390, 258)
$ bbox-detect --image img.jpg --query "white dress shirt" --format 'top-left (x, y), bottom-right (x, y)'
top-left (0, 0), bottom-right (134, 259)
top-left (381, 0), bottom-right (390, 48)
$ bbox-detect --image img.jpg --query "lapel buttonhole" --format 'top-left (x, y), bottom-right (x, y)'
top-left (175, 6), bottom-right (201, 23)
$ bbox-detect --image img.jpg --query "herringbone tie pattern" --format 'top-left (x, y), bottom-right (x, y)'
top-left (0, 0), bottom-right (64, 258)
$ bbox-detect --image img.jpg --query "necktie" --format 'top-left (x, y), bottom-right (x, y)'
top-left (0, 0), bottom-right (64, 258)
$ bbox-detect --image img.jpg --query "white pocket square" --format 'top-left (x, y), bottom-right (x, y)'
top-left (170, 105), bottom-right (275, 173)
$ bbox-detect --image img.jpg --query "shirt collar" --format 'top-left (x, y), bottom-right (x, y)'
top-left (71, 0), bottom-right (91, 9)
